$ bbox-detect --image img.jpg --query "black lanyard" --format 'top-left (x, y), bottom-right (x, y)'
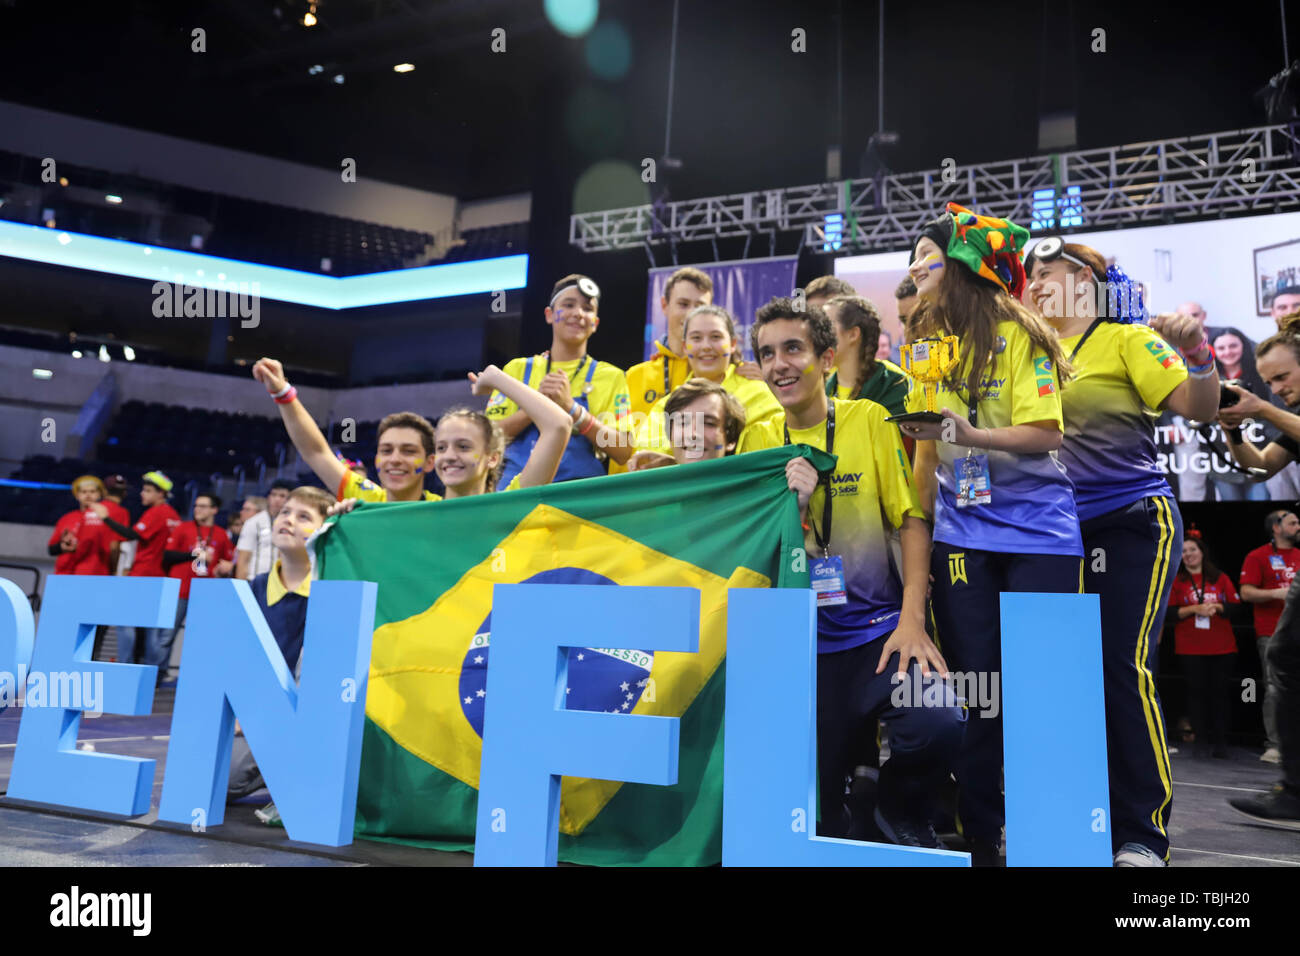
top-left (955, 385), bottom-right (980, 429)
top-left (662, 336), bottom-right (673, 397)
top-left (544, 352), bottom-right (590, 384)
top-left (1188, 572), bottom-right (1206, 605)
top-left (1068, 318), bottom-right (1105, 364)
top-left (784, 400), bottom-right (836, 556)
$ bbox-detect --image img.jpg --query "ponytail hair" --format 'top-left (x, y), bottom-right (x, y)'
top-left (824, 294), bottom-right (882, 395)
top-left (437, 406), bottom-right (506, 492)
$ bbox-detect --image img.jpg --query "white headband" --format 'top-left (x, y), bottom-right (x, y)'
top-left (550, 276), bottom-right (601, 306)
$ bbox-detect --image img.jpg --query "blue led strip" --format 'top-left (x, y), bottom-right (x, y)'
top-left (0, 220), bottom-right (528, 309)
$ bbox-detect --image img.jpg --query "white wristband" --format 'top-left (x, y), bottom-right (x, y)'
top-left (271, 382), bottom-right (293, 399)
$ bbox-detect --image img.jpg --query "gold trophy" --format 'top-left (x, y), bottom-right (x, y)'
top-left (887, 335), bottom-right (960, 424)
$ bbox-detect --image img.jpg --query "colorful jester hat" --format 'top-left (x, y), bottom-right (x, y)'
top-left (914, 202), bottom-right (1032, 298)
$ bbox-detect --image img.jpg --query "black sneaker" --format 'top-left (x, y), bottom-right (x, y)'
top-left (873, 805), bottom-right (947, 849)
top-left (846, 768), bottom-right (886, 842)
top-left (1229, 786), bottom-right (1300, 831)
top-left (967, 838), bottom-right (1004, 867)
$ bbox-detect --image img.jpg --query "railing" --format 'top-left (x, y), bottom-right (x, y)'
top-left (569, 124), bottom-right (1300, 254)
top-left (0, 561), bottom-right (41, 611)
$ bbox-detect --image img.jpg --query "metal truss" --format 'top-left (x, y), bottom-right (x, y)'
top-left (569, 124), bottom-right (1300, 254)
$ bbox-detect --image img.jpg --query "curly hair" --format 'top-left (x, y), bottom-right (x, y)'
top-left (1258, 310), bottom-right (1300, 366)
top-left (750, 296), bottom-right (837, 359)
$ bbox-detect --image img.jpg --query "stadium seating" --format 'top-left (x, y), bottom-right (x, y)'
top-left (0, 149), bottom-right (527, 278)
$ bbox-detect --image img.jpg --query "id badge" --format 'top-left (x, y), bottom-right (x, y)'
top-left (810, 555), bottom-right (848, 607)
top-left (1194, 614), bottom-right (1211, 630)
top-left (955, 454), bottom-right (992, 508)
top-left (1270, 555), bottom-right (1286, 571)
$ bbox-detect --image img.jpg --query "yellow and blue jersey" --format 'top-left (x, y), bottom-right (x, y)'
top-left (906, 319), bottom-right (1081, 557)
top-left (739, 397), bottom-right (925, 650)
top-left (1058, 322), bottom-right (1186, 521)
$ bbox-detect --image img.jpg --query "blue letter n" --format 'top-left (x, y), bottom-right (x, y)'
top-left (156, 578), bottom-right (376, 846)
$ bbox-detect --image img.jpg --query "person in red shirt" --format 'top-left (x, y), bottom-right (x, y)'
top-left (1168, 533), bottom-right (1241, 759)
top-left (1239, 509), bottom-right (1300, 764)
top-left (94, 470), bottom-right (181, 665)
top-left (100, 474), bottom-right (132, 572)
top-left (46, 475), bottom-right (112, 576)
top-left (155, 491), bottom-right (234, 679)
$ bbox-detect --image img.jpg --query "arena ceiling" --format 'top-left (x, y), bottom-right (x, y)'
top-left (0, 0), bottom-right (1290, 205)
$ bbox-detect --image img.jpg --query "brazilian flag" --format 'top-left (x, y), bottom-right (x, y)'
top-left (316, 446), bottom-right (821, 865)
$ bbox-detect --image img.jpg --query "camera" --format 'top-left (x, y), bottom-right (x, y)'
top-left (1219, 378), bottom-right (1242, 409)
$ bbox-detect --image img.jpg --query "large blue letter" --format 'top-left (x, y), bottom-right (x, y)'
top-left (723, 587), bottom-right (968, 865)
top-left (0, 578), bottom-right (35, 712)
top-left (8, 576), bottom-right (175, 816)
top-left (1001, 591), bottom-right (1111, 866)
top-left (473, 584), bottom-right (698, 866)
top-left (157, 578), bottom-right (376, 847)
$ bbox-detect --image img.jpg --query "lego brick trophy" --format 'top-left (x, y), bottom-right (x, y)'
top-left (888, 335), bottom-right (959, 424)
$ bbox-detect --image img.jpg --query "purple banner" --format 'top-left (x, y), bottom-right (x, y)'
top-left (644, 256), bottom-right (798, 362)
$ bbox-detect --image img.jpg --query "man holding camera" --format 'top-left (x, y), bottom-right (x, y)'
top-left (1219, 323), bottom-right (1300, 828)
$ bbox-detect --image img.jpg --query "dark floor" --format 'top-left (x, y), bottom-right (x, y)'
top-left (0, 686), bottom-right (1296, 866)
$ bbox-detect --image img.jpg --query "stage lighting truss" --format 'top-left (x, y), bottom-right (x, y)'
top-left (569, 124), bottom-right (1300, 254)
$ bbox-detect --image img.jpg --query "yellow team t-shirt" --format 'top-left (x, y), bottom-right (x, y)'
top-left (338, 469), bottom-right (442, 503)
top-left (626, 341), bottom-right (693, 420)
top-left (739, 397), bottom-right (925, 649)
top-left (905, 318), bottom-right (1080, 556)
top-left (338, 469), bottom-right (521, 502)
top-left (1057, 321), bottom-right (1186, 521)
top-left (633, 364), bottom-right (784, 454)
top-left (485, 354), bottom-right (630, 427)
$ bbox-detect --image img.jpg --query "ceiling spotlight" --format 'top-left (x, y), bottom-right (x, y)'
top-left (123, 346), bottom-right (136, 361)
top-left (393, 63), bottom-right (414, 73)
top-left (308, 64), bottom-right (323, 75)
top-left (32, 369), bottom-right (53, 380)
top-left (71, 349), bottom-right (82, 359)
top-left (332, 74), bottom-right (345, 84)
top-left (98, 345), bottom-right (111, 363)
top-left (105, 194), bottom-right (123, 204)
top-left (303, 2), bottom-right (318, 27)
top-left (58, 177), bottom-right (68, 187)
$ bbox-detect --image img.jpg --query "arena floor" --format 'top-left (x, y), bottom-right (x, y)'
top-left (0, 686), bottom-right (1296, 867)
